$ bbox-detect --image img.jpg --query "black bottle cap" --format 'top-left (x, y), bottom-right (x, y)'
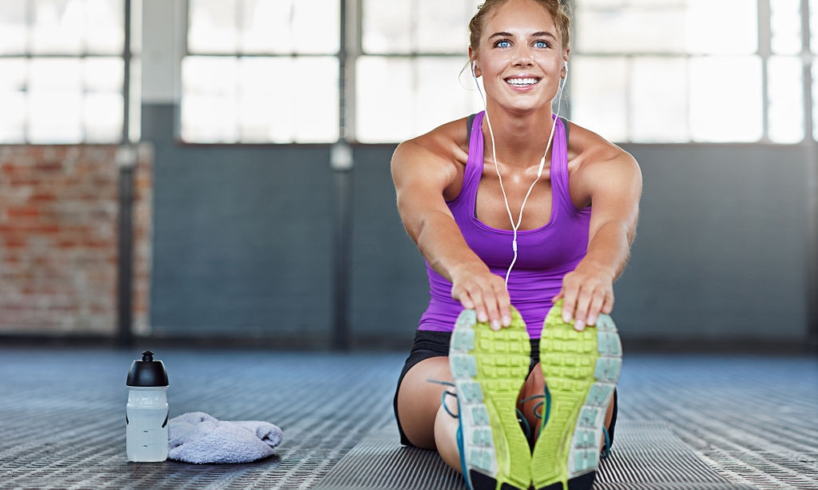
top-left (126, 350), bottom-right (169, 387)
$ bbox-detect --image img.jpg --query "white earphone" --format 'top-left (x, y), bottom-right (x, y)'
top-left (471, 58), bottom-right (568, 285)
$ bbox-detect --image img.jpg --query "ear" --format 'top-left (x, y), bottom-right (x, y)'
top-left (562, 49), bottom-right (570, 77)
top-left (468, 46), bottom-right (481, 77)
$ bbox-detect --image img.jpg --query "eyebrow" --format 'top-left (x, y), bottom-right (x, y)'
top-left (489, 31), bottom-right (557, 40)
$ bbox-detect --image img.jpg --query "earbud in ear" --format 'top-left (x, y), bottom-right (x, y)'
top-left (472, 60), bottom-right (477, 77)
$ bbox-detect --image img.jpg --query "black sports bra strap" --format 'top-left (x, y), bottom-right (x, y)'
top-left (559, 116), bottom-right (570, 143)
top-left (467, 113), bottom-right (477, 140)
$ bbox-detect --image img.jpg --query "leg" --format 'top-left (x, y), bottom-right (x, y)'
top-left (396, 357), bottom-right (463, 472)
top-left (519, 364), bottom-right (617, 450)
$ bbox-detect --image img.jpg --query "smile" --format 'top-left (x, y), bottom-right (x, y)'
top-left (505, 77), bottom-right (540, 87)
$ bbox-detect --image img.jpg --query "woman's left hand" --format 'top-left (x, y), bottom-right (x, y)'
top-left (552, 260), bottom-right (614, 331)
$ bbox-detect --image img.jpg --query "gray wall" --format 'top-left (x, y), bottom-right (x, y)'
top-left (144, 105), bottom-right (334, 342)
top-left (143, 104), bottom-right (813, 347)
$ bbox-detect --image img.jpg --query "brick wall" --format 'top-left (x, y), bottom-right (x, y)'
top-left (0, 145), bottom-right (153, 335)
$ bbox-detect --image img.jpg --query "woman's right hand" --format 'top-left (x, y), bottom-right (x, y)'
top-left (450, 263), bottom-right (512, 331)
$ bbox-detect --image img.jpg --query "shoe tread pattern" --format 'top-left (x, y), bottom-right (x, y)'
top-left (531, 301), bottom-right (622, 490)
top-left (451, 308), bottom-right (531, 490)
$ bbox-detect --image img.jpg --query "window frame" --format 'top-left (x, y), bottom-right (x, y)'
top-left (177, 0), bottom-right (818, 146)
top-left (0, 0), bottom-right (137, 144)
top-left (571, 0), bottom-right (815, 145)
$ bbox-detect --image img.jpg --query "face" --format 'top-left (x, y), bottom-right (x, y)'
top-left (470, 0), bottom-right (569, 114)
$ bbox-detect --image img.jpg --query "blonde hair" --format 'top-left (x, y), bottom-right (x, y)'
top-left (468, 0), bottom-right (572, 51)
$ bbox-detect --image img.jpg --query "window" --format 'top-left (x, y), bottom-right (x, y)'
top-left (181, 0), bottom-right (814, 145)
top-left (572, 0), bottom-right (814, 144)
top-left (0, 0), bottom-right (137, 144)
top-left (182, 0), bottom-right (340, 143)
top-left (356, 0), bottom-right (484, 142)
top-left (182, 0), bottom-right (484, 144)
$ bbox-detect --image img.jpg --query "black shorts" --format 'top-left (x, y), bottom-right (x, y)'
top-left (392, 329), bottom-right (618, 448)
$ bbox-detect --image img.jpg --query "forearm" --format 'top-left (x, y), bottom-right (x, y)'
top-left (580, 221), bottom-right (633, 282)
top-left (413, 212), bottom-right (488, 283)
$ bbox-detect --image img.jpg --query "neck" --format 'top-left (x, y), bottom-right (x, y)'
top-left (481, 102), bottom-right (557, 170)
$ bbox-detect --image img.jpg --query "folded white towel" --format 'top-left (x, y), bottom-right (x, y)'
top-left (168, 412), bottom-right (283, 464)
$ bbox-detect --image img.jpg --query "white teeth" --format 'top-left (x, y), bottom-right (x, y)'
top-left (507, 78), bottom-right (538, 86)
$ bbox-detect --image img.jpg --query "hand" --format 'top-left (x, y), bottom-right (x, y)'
top-left (553, 261), bottom-right (614, 331)
top-left (450, 264), bottom-right (511, 331)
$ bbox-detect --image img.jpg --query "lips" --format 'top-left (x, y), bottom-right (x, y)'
top-left (504, 75), bottom-right (542, 91)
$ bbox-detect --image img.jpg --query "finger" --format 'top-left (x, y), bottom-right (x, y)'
top-left (586, 290), bottom-right (606, 327)
top-left (561, 280), bottom-right (579, 324)
top-left (495, 280), bottom-right (512, 327)
top-left (573, 285), bottom-right (593, 331)
top-left (482, 287), bottom-right (502, 331)
top-left (552, 290), bottom-right (564, 304)
top-left (468, 287), bottom-right (489, 324)
top-left (459, 290), bottom-right (475, 311)
top-left (601, 291), bottom-right (615, 315)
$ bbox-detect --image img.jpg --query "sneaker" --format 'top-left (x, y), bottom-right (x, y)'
top-left (531, 300), bottom-right (622, 490)
top-left (449, 307), bottom-right (532, 490)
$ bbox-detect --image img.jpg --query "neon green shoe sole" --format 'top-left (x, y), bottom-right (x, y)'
top-left (450, 306), bottom-right (532, 490)
top-left (531, 300), bottom-right (622, 490)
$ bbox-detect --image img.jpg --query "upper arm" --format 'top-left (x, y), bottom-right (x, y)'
top-left (579, 148), bottom-right (643, 245)
top-left (391, 138), bottom-right (460, 243)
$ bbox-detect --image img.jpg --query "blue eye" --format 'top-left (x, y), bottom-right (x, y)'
top-left (534, 40), bottom-right (549, 48)
top-left (495, 39), bottom-right (511, 48)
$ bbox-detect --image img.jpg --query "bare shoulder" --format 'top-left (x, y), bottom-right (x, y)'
top-left (567, 121), bottom-right (641, 180)
top-left (391, 117), bottom-right (471, 191)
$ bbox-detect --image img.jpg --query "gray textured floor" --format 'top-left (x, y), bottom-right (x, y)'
top-left (0, 348), bottom-right (815, 490)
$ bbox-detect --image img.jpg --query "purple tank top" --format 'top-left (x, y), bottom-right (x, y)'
top-left (418, 111), bottom-right (591, 339)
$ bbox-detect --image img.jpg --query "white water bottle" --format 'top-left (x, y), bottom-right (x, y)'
top-left (126, 350), bottom-right (169, 462)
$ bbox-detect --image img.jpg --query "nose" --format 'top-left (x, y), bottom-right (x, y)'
top-left (512, 45), bottom-right (535, 67)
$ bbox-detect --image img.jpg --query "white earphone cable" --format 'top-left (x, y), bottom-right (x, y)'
top-left (472, 61), bottom-right (567, 285)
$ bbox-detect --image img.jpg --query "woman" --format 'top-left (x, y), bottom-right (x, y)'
top-left (391, 1), bottom-right (642, 490)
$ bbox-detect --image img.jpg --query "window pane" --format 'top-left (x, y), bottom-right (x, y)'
top-left (363, 0), bottom-right (412, 53)
top-left (189, 0), bottom-right (238, 54)
top-left (29, 91), bottom-right (83, 143)
top-left (239, 0), bottom-right (339, 54)
top-left (770, 0), bottom-right (801, 55)
top-left (413, 57), bottom-right (482, 136)
top-left (85, 0), bottom-right (124, 54)
top-left (631, 57), bottom-right (689, 142)
top-left (237, 57), bottom-right (338, 143)
top-left (356, 56), bottom-right (481, 143)
top-left (0, 92), bottom-right (26, 143)
top-left (0, 58), bottom-right (28, 91)
top-left (31, 0), bottom-right (84, 54)
top-left (84, 92), bottom-right (123, 142)
top-left (570, 56), bottom-right (628, 142)
top-left (291, 0), bottom-right (339, 54)
top-left (686, 0), bottom-right (757, 55)
top-left (28, 58), bottom-right (82, 142)
top-left (84, 57), bottom-right (123, 92)
top-left (767, 56), bottom-right (804, 143)
top-left (689, 56), bottom-right (762, 142)
top-left (30, 58), bottom-right (81, 90)
top-left (181, 57), bottom-right (238, 142)
top-left (356, 57), bottom-right (414, 141)
top-left (416, 0), bottom-right (475, 53)
top-left (182, 56), bottom-right (237, 96)
top-left (576, 6), bottom-right (687, 54)
top-left (182, 56), bottom-right (338, 143)
top-left (0, 2), bottom-right (28, 54)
